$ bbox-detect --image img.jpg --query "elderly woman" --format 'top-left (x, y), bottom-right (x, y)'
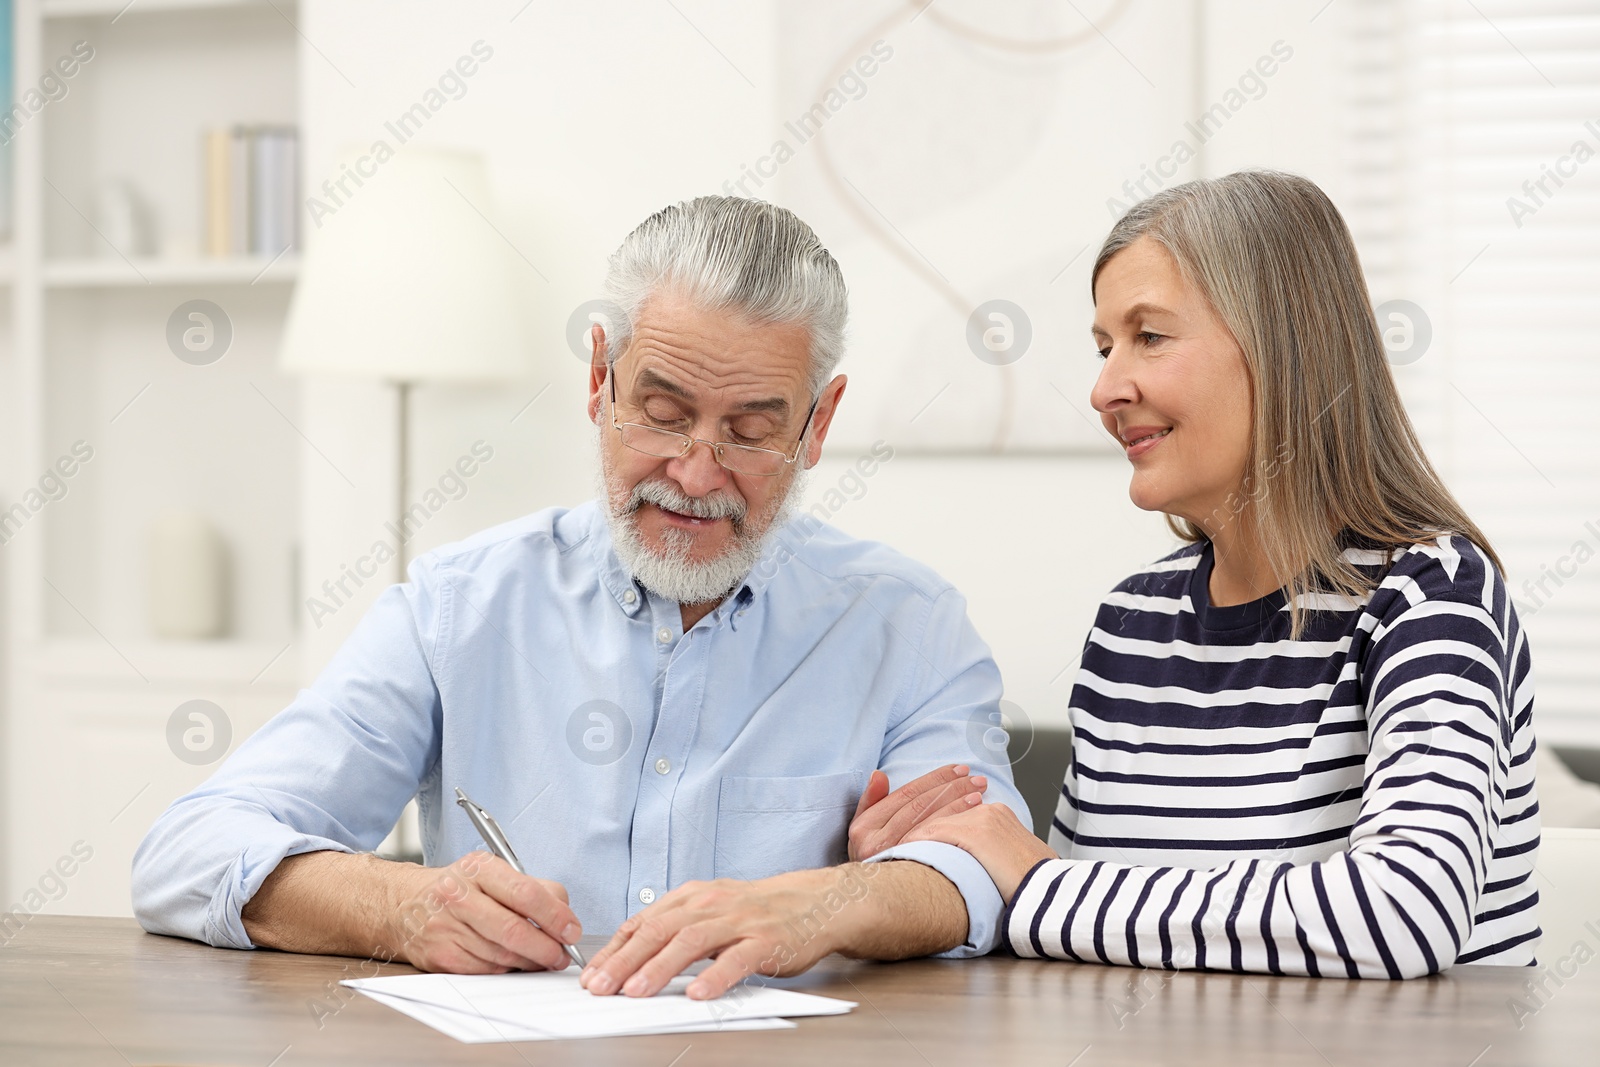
top-left (883, 170), bottom-right (1539, 977)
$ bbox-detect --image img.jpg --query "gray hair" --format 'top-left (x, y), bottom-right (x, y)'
top-left (602, 196), bottom-right (848, 397)
top-left (1087, 169), bottom-right (1503, 638)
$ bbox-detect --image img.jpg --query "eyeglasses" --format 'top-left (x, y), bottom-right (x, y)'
top-left (607, 363), bottom-right (819, 477)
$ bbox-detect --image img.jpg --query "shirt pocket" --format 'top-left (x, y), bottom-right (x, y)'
top-left (713, 770), bottom-right (868, 882)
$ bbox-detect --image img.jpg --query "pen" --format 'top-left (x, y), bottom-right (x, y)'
top-left (454, 786), bottom-right (587, 969)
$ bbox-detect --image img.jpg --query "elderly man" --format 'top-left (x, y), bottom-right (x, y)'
top-left (132, 196), bottom-right (1028, 1001)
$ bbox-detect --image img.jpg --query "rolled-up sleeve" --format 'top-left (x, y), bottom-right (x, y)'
top-left (131, 562), bottom-right (446, 948)
top-left (861, 587), bottom-right (1030, 957)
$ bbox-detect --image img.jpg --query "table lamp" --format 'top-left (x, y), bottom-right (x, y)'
top-left (279, 146), bottom-right (531, 581)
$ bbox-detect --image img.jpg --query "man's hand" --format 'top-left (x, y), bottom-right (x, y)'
top-left (384, 851), bottom-right (583, 974)
top-left (903, 803), bottom-right (1056, 901)
top-left (579, 869), bottom-right (841, 1000)
top-left (241, 849), bottom-right (583, 972)
top-left (848, 764), bottom-right (988, 861)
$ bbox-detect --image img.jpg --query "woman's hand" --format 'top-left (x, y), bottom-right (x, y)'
top-left (847, 764), bottom-right (988, 861)
top-left (904, 803), bottom-right (1057, 902)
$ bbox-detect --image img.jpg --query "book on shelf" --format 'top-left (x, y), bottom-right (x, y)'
top-left (202, 124), bottom-right (299, 259)
top-left (0, 0), bottom-right (12, 242)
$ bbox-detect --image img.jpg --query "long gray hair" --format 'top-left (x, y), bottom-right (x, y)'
top-left (1094, 170), bottom-right (1501, 635)
top-left (602, 196), bottom-right (848, 395)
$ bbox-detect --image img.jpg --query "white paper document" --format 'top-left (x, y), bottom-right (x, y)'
top-left (342, 970), bottom-right (855, 1043)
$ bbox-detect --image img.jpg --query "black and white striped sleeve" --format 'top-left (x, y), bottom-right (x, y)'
top-left (1003, 595), bottom-right (1524, 978)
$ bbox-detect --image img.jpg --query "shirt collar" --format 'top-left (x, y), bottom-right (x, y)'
top-left (581, 503), bottom-right (648, 618)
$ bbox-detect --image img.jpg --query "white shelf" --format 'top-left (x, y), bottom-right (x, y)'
top-left (7, 0), bottom-right (308, 920)
top-left (43, 0), bottom-right (292, 18)
top-left (38, 638), bottom-right (300, 687)
top-left (43, 255), bottom-right (299, 288)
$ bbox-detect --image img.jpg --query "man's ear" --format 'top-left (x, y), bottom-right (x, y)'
top-left (586, 325), bottom-right (609, 425)
top-left (803, 375), bottom-right (848, 468)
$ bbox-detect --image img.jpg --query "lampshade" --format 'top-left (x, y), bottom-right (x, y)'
top-left (280, 146), bottom-right (530, 381)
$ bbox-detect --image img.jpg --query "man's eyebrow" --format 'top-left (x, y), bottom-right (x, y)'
top-left (632, 368), bottom-right (693, 400)
top-left (732, 396), bottom-right (790, 416)
top-left (632, 367), bottom-right (790, 416)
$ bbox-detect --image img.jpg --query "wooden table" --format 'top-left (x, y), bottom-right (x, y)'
top-left (1, 915), bottom-right (1594, 1065)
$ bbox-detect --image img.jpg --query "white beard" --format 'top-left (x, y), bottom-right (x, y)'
top-left (597, 436), bottom-right (805, 606)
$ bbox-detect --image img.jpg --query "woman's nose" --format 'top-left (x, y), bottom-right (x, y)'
top-left (1091, 345), bottom-right (1137, 414)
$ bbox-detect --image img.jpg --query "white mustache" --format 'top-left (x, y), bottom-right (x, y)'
top-left (628, 479), bottom-right (748, 524)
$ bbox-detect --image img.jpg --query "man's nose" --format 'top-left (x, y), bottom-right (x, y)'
top-left (666, 438), bottom-right (732, 498)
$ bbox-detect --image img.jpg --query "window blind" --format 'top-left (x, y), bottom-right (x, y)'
top-left (1346, 0), bottom-right (1600, 744)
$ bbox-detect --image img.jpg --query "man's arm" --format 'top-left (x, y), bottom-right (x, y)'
top-left (241, 851), bottom-right (402, 959)
top-left (849, 585), bottom-right (1032, 957)
top-left (131, 578), bottom-right (443, 949)
top-left (579, 859), bottom-right (968, 1000)
top-left (242, 850), bottom-right (582, 973)
top-left (580, 764), bottom-right (987, 999)
top-left (584, 585), bottom-right (1026, 998)
top-left (830, 861), bottom-right (969, 960)
top-left (131, 560), bottom-right (579, 974)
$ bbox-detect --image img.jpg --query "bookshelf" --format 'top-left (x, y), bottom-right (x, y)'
top-left (42, 253), bottom-right (298, 286)
top-left (5, 0), bottom-right (307, 914)
top-left (41, 0), bottom-right (284, 15)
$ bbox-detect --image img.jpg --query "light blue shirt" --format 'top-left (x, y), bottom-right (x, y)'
top-left (132, 501), bottom-right (1029, 958)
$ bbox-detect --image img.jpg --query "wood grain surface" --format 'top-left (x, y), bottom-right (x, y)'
top-left (2, 915), bottom-right (1596, 1065)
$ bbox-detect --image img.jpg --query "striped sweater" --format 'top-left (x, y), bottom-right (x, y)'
top-left (1004, 536), bottom-right (1540, 977)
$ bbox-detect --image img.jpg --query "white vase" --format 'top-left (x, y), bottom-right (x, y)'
top-left (147, 511), bottom-right (229, 639)
top-left (94, 179), bottom-right (156, 259)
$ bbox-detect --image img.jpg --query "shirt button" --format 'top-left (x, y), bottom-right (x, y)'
top-left (654, 757), bottom-right (670, 775)
top-left (656, 627), bottom-right (671, 644)
top-left (638, 886), bottom-right (656, 905)
top-left (622, 589), bottom-right (637, 605)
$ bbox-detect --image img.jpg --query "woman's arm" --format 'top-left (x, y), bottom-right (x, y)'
top-left (911, 595), bottom-right (1532, 978)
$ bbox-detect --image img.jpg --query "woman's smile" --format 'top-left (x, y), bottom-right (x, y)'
top-left (1119, 424), bottom-right (1172, 458)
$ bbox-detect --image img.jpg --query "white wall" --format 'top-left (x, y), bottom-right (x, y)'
top-left (287, 1), bottom-right (1192, 722)
top-left (288, 0), bottom-right (1373, 719)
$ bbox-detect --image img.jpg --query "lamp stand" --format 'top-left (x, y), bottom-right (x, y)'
top-left (395, 379), bottom-right (412, 585)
